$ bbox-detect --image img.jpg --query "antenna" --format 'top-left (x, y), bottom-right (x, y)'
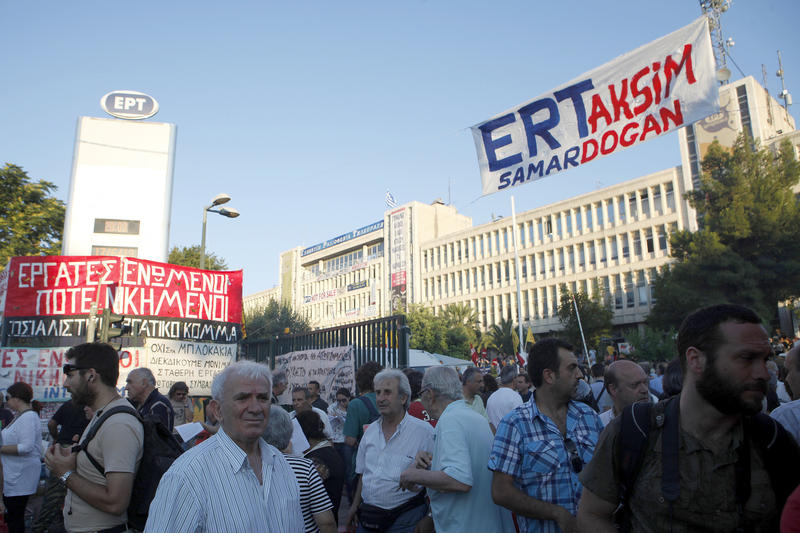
top-left (777, 50), bottom-right (793, 111)
top-left (699, 0), bottom-right (733, 84)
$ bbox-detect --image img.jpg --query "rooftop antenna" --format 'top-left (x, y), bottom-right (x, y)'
top-left (699, 0), bottom-right (733, 84)
top-left (777, 50), bottom-right (793, 111)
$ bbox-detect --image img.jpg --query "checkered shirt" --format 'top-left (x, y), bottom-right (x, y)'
top-left (488, 396), bottom-right (603, 533)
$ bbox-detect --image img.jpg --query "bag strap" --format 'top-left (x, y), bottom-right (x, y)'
top-left (79, 405), bottom-right (141, 475)
top-left (356, 395), bottom-right (379, 421)
top-left (617, 401), bottom-right (652, 507)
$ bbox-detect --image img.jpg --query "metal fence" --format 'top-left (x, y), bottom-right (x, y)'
top-left (239, 314), bottom-right (409, 370)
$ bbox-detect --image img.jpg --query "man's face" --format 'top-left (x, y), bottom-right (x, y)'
top-left (609, 363), bottom-right (650, 412)
top-left (335, 394), bottom-right (350, 410)
top-left (125, 373), bottom-right (148, 403)
top-left (375, 378), bottom-right (406, 418)
top-left (63, 361), bottom-right (94, 406)
top-left (273, 381), bottom-right (287, 396)
top-left (292, 391), bottom-right (311, 413)
top-left (308, 382), bottom-right (319, 398)
top-left (514, 375), bottom-right (530, 394)
top-left (212, 374), bottom-right (271, 446)
top-left (552, 349), bottom-right (582, 398)
top-left (695, 322), bottom-right (771, 416)
top-left (784, 348), bottom-right (800, 401)
top-left (464, 372), bottom-right (483, 396)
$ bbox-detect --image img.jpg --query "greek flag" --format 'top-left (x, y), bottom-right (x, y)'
top-left (385, 190), bottom-right (398, 208)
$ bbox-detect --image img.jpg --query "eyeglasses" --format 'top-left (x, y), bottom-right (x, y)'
top-left (564, 438), bottom-right (583, 473)
top-left (63, 364), bottom-right (90, 375)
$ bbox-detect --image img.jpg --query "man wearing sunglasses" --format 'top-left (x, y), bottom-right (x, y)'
top-left (44, 342), bottom-right (144, 533)
top-left (488, 338), bottom-right (603, 533)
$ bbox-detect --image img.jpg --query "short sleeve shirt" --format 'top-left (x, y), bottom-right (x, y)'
top-left (343, 392), bottom-right (377, 441)
top-left (488, 395), bottom-right (603, 533)
top-left (65, 398), bottom-right (144, 532)
top-left (579, 412), bottom-right (779, 533)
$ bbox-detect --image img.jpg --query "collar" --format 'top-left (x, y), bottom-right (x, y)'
top-left (215, 427), bottom-right (275, 474)
top-left (379, 411), bottom-right (409, 439)
top-left (529, 392), bottom-right (581, 432)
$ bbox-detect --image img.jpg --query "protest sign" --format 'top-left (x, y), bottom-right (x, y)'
top-left (472, 16), bottom-right (717, 195)
top-left (274, 346), bottom-right (355, 406)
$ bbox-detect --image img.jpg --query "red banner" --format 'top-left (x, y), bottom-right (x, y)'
top-left (4, 256), bottom-right (243, 323)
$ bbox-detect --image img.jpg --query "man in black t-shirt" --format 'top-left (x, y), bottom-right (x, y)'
top-left (33, 400), bottom-right (91, 533)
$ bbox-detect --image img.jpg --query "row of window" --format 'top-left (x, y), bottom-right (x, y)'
top-left (305, 290), bottom-right (381, 323)
top-left (305, 243), bottom-right (384, 280)
top-left (422, 225), bottom-right (673, 300)
top-left (422, 180), bottom-right (677, 272)
top-left (303, 264), bottom-right (381, 298)
top-left (428, 268), bottom-right (658, 330)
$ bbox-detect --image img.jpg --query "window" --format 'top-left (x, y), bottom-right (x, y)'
top-left (618, 195), bottom-right (626, 220)
top-left (645, 229), bottom-right (654, 253)
top-left (579, 246), bottom-right (585, 267)
top-left (589, 243), bottom-right (596, 265)
top-left (637, 271), bottom-right (648, 306)
top-left (566, 213), bottom-right (573, 235)
top-left (599, 240), bottom-right (607, 263)
top-left (596, 203), bottom-right (604, 226)
top-left (556, 216), bottom-right (562, 238)
top-left (625, 272), bottom-right (635, 308)
top-left (586, 208), bottom-right (593, 230)
top-left (610, 236), bottom-right (618, 260)
top-left (607, 201), bottom-right (615, 224)
top-left (559, 249), bottom-right (565, 271)
top-left (575, 210), bottom-right (583, 231)
top-left (629, 193), bottom-right (638, 218)
top-left (653, 185), bottom-right (662, 215)
top-left (548, 251), bottom-right (555, 273)
top-left (633, 232), bottom-right (642, 256)
top-left (503, 230), bottom-right (508, 252)
top-left (658, 225), bottom-right (668, 251)
top-left (640, 189), bottom-right (650, 217)
top-left (666, 182), bottom-right (675, 211)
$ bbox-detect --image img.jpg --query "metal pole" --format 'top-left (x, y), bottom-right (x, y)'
top-left (572, 293), bottom-right (591, 368)
top-left (510, 196), bottom-right (525, 363)
top-left (200, 207), bottom-right (208, 270)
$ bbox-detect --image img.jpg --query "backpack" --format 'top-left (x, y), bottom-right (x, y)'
top-left (78, 405), bottom-right (184, 530)
top-left (615, 396), bottom-right (800, 532)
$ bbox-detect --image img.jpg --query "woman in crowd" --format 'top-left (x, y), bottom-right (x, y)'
top-left (263, 408), bottom-right (336, 533)
top-left (481, 373), bottom-right (499, 405)
top-left (1, 382), bottom-right (42, 533)
top-left (326, 388), bottom-right (349, 457)
top-left (296, 410), bottom-right (345, 524)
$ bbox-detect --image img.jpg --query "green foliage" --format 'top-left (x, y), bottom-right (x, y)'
top-left (557, 283), bottom-right (613, 350)
top-left (623, 325), bottom-right (677, 362)
top-left (244, 299), bottom-right (310, 341)
top-left (488, 316), bottom-right (519, 357)
top-left (168, 245), bottom-right (228, 271)
top-left (441, 303), bottom-right (478, 330)
top-left (649, 137), bottom-right (800, 329)
top-left (396, 303), bottom-right (476, 359)
top-left (0, 164), bottom-right (65, 267)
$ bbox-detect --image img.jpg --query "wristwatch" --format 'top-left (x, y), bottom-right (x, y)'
top-left (59, 470), bottom-right (74, 486)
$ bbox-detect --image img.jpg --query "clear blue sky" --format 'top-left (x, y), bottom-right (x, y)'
top-left (2, 1), bottom-right (798, 295)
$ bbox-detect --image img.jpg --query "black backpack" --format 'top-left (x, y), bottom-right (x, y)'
top-left (615, 396), bottom-right (800, 532)
top-left (78, 405), bottom-right (183, 530)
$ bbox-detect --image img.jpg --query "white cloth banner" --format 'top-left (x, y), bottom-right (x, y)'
top-left (274, 346), bottom-right (355, 406)
top-left (472, 16), bottom-right (717, 196)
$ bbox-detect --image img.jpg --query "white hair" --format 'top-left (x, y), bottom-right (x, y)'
top-left (422, 366), bottom-right (463, 401)
top-left (262, 406), bottom-right (292, 451)
top-left (374, 369), bottom-right (412, 410)
top-left (211, 360), bottom-right (272, 400)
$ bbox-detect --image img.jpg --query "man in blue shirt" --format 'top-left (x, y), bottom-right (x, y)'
top-left (400, 366), bottom-right (513, 533)
top-left (488, 338), bottom-right (603, 533)
top-left (126, 367), bottom-right (174, 431)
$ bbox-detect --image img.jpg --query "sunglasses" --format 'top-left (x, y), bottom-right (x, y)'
top-left (63, 364), bottom-right (90, 375)
top-left (564, 438), bottom-right (584, 473)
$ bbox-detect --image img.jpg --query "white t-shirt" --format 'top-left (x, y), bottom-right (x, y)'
top-left (486, 387), bottom-right (523, 430)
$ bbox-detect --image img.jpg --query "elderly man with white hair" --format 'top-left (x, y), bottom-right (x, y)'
top-left (400, 366), bottom-right (514, 533)
top-left (345, 368), bottom-right (435, 533)
top-left (145, 361), bottom-right (304, 532)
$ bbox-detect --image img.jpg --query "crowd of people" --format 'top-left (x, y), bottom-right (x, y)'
top-left (2, 302), bottom-right (800, 532)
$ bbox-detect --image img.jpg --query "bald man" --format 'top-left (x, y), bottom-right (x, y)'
top-left (599, 360), bottom-right (651, 427)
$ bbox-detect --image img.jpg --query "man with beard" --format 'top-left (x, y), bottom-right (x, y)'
top-left (489, 338), bottom-right (603, 533)
top-left (44, 342), bottom-right (144, 533)
top-left (578, 304), bottom-right (800, 533)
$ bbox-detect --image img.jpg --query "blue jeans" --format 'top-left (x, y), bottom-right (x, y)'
top-left (357, 502), bottom-right (427, 533)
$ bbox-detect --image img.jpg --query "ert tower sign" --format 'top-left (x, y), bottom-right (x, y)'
top-left (100, 90), bottom-right (159, 120)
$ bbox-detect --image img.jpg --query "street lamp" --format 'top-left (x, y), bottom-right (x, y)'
top-left (200, 193), bottom-right (240, 269)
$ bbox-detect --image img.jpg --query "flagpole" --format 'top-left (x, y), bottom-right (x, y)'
top-left (510, 196), bottom-right (525, 364)
top-left (571, 292), bottom-right (591, 368)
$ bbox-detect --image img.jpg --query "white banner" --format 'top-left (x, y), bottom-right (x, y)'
top-left (274, 346), bottom-right (355, 406)
top-left (472, 16), bottom-right (717, 195)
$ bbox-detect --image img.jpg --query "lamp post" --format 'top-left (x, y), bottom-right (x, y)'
top-left (200, 193), bottom-right (240, 269)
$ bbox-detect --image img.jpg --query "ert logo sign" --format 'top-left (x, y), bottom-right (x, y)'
top-left (100, 90), bottom-right (159, 120)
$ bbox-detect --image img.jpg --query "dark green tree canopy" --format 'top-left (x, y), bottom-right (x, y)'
top-left (557, 283), bottom-right (614, 351)
top-left (649, 137), bottom-right (800, 330)
top-left (244, 299), bottom-right (310, 342)
top-left (168, 245), bottom-right (228, 271)
top-left (0, 164), bottom-right (65, 267)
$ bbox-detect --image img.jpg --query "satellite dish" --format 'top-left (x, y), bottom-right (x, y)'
top-left (716, 67), bottom-right (732, 82)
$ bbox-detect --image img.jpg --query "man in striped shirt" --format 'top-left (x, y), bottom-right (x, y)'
top-left (145, 361), bottom-right (304, 532)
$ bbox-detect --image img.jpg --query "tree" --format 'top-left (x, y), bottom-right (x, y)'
top-left (400, 304), bottom-right (448, 355)
top-left (0, 164), bottom-right (65, 267)
top-left (441, 303), bottom-right (478, 330)
top-left (488, 315), bottom-right (519, 357)
top-left (623, 325), bottom-right (677, 362)
top-left (243, 299), bottom-right (310, 342)
top-left (557, 283), bottom-right (613, 350)
top-left (649, 137), bottom-right (800, 329)
top-left (168, 245), bottom-right (228, 270)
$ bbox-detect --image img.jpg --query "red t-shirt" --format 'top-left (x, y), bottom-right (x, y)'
top-left (408, 400), bottom-right (437, 427)
top-left (781, 484), bottom-right (800, 533)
